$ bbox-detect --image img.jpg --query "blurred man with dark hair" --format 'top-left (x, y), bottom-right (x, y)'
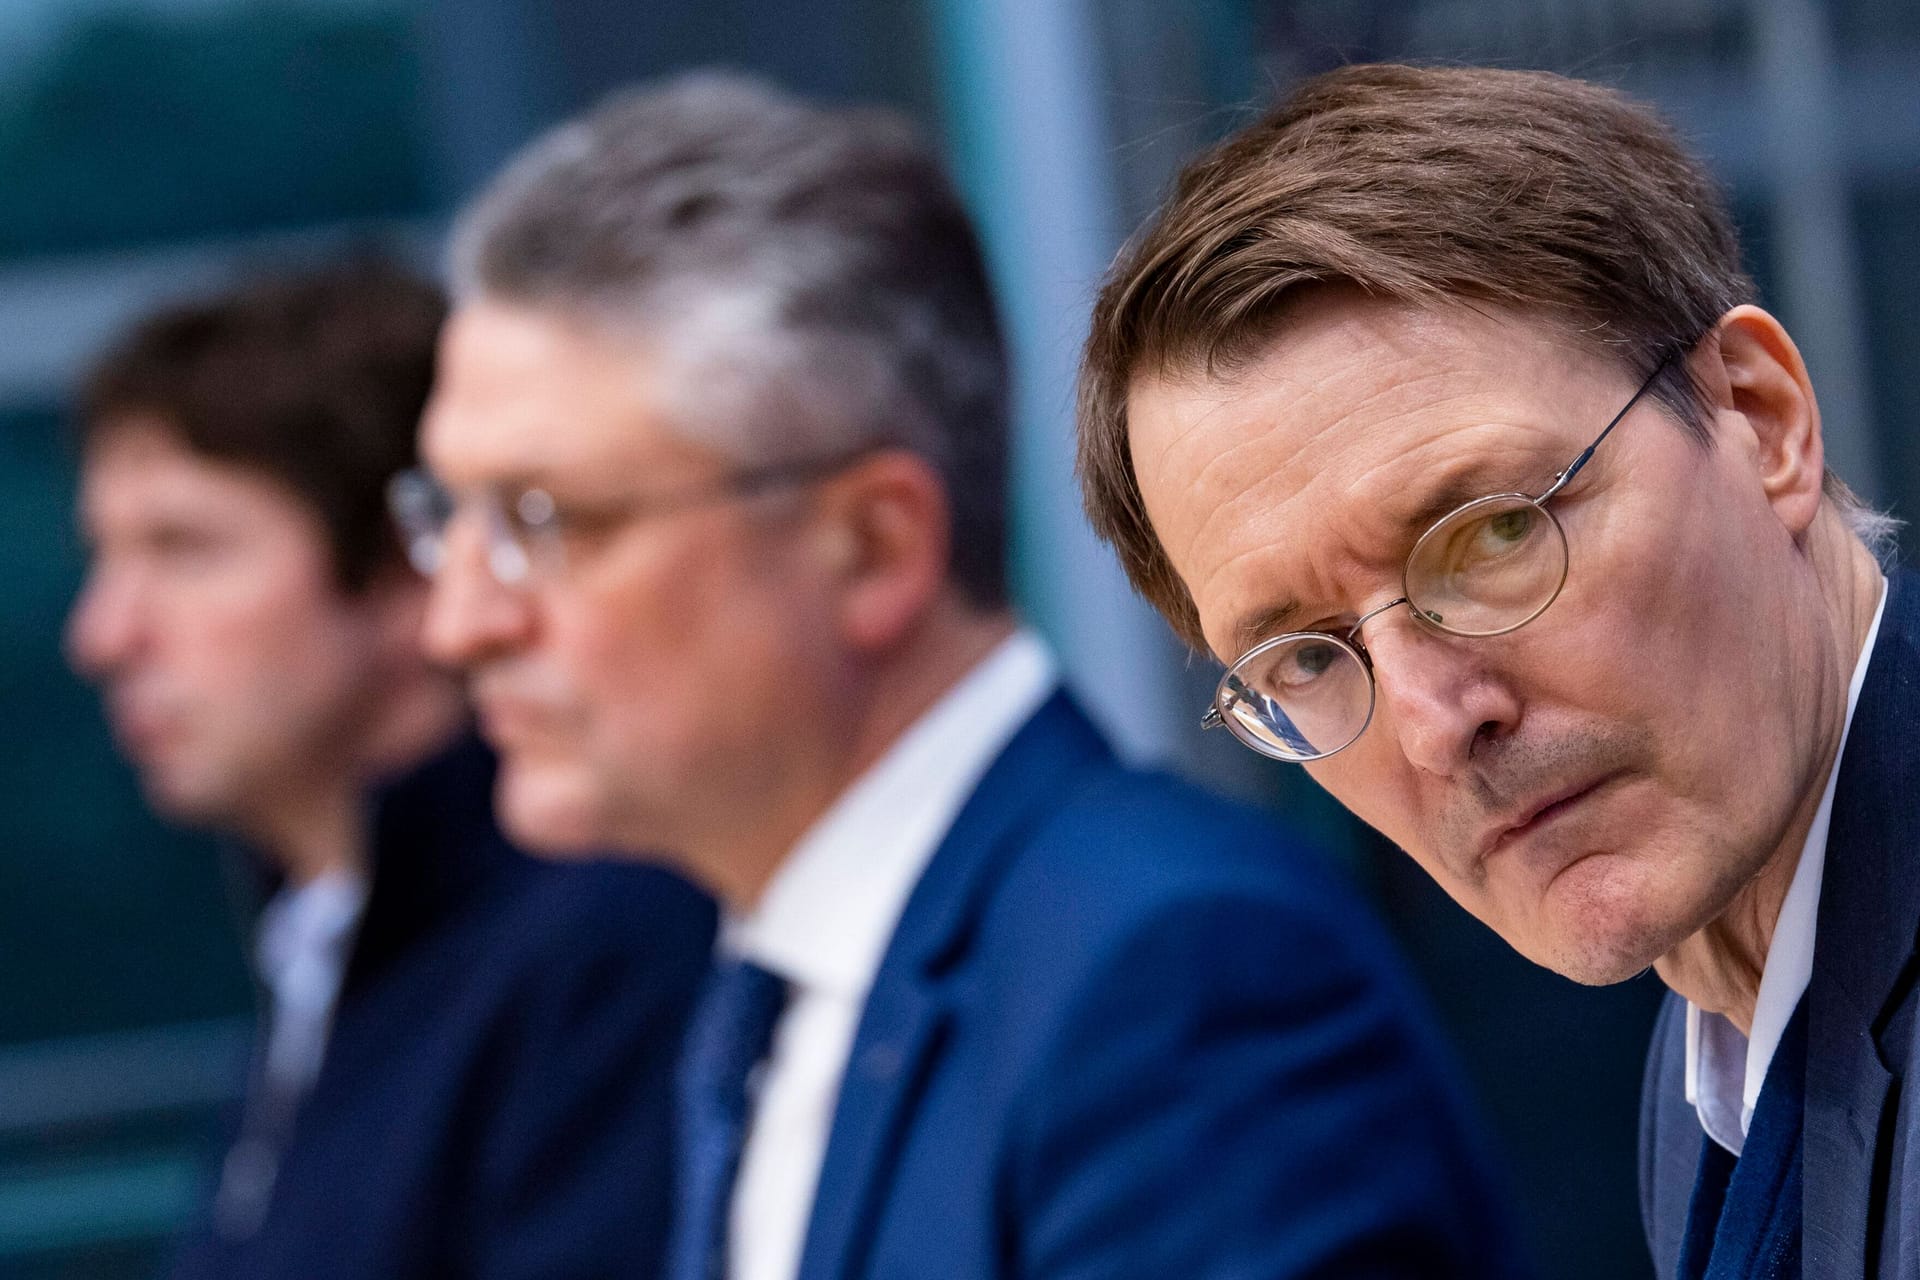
top-left (67, 260), bottom-right (714, 1280)
top-left (417, 74), bottom-right (1525, 1280)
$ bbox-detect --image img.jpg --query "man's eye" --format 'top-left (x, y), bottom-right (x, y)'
top-left (149, 527), bottom-right (228, 561)
top-left (554, 506), bottom-right (627, 541)
top-left (1287, 641), bottom-right (1338, 680)
top-left (1486, 507), bottom-right (1534, 544)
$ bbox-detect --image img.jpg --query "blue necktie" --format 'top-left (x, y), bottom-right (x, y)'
top-left (668, 959), bottom-right (790, 1280)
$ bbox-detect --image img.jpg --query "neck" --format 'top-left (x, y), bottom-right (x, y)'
top-left (1654, 516), bottom-right (1883, 1034)
top-left (707, 603), bottom-right (1018, 913)
top-left (252, 668), bottom-right (466, 889)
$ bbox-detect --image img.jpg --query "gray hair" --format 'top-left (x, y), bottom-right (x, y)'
top-left (449, 72), bottom-right (1012, 607)
top-left (1829, 475), bottom-right (1904, 568)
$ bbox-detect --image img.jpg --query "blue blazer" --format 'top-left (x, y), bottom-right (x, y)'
top-left (1640, 569), bottom-right (1920, 1279)
top-left (786, 692), bottom-right (1527, 1280)
top-left (171, 737), bottom-right (716, 1280)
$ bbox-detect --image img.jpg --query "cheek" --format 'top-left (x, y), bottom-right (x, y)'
top-left (1307, 746), bottom-right (1427, 858)
top-left (190, 573), bottom-right (366, 716)
top-left (556, 541), bottom-right (743, 736)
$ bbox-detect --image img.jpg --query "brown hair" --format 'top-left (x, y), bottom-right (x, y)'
top-left (1077, 63), bottom-right (1757, 651)
top-left (81, 258), bottom-right (446, 593)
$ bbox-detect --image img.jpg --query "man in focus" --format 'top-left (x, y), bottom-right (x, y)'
top-left (1079, 63), bottom-right (1913, 1278)
top-left (68, 261), bottom-right (713, 1279)
top-left (416, 72), bottom-right (1527, 1280)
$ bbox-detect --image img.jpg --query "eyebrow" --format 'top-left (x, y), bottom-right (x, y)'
top-left (1224, 461), bottom-right (1546, 655)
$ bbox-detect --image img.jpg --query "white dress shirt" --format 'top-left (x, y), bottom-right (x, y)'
top-left (255, 868), bottom-right (369, 1093)
top-left (1685, 578), bottom-right (1887, 1155)
top-left (721, 630), bottom-right (1058, 1280)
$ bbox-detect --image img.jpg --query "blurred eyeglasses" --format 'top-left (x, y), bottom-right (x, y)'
top-left (388, 447), bottom-right (874, 586)
top-left (1202, 353), bottom-right (1676, 763)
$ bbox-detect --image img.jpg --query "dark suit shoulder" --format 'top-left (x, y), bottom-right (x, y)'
top-left (981, 760), bottom-right (1387, 976)
top-left (487, 858), bottom-right (715, 967)
top-left (331, 853), bottom-right (713, 1087)
top-left (953, 758), bottom-right (1446, 1110)
top-left (972, 765), bottom-right (1525, 1277)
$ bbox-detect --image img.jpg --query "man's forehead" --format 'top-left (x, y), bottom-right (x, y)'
top-left (85, 420), bottom-right (270, 506)
top-left (424, 301), bottom-right (689, 486)
top-left (1126, 301), bottom-right (1604, 657)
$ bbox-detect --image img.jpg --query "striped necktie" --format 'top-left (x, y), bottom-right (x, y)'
top-left (667, 958), bottom-right (790, 1280)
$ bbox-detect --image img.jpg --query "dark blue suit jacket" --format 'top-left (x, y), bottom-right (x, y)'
top-left (782, 692), bottom-right (1526, 1280)
top-left (171, 736), bottom-right (716, 1280)
top-left (1641, 570), bottom-right (1920, 1280)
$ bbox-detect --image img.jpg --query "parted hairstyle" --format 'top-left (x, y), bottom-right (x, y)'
top-left (1077, 62), bottom-right (1887, 653)
top-left (80, 258), bottom-right (446, 593)
top-left (449, 72), bottom-right (1012, 609)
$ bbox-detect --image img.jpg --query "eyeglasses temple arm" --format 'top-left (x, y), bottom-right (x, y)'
top-left (1535, 351), bottom-right (1678, 503)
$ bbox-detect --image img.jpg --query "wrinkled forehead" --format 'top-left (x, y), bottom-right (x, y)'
top-left (1126, 297), bottom-right (1623, 659)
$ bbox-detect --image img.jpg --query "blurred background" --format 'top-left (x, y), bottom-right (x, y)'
top-left (1, 0), bottom-right (1914, 1275)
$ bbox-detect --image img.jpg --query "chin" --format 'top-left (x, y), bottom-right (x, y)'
top-left (1537, 939), bottom-right (1661, 987)
top-left (1520, 852), bottom-right (1695, 986)
top-left (495, 763), bottom-right (616, 858)
top-left (141, 764), bottom-right (237, 829)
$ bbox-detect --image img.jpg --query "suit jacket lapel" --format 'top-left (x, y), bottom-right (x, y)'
top-left (1688, 999), bottom-right (1808, 1280)
top-left (1804, 569), bottom-right (1920, 1279)
top-left (794, 694), bottom-right (1111, 1280)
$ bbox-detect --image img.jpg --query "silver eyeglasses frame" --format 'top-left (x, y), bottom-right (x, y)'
top-left (1201, 352), bottom-right (1678, 762)
top-left (388, 445), bottom-right (880, 588)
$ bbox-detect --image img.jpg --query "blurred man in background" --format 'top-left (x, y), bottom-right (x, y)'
top-left (1080, 64), bottom-right (1915, 1280)
top-left (67, 261), bottom-right (714, 1279)
top-left (413, 73), bottom-right (1527, 1280)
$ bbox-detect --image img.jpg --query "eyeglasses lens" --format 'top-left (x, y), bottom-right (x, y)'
top-left (1219, 633), bottom-right (1376, 761)
top-left (1403, 495), bottom-right (1567, 637)
top-left (389, 470), bottom-right (453, 577)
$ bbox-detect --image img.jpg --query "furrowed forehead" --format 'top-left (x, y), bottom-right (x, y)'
top-left (1219, 448), bottom-right (1560, 654)
top-left (1133, 304), bottom-right (1618, 661)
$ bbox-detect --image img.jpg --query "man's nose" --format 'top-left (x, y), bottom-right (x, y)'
top-left (421, 517), bottom-right (536, 669)
top-left (66, 569), bottom-right (142, 681)
top-left (1362, 613), bottom-right (1521, 778)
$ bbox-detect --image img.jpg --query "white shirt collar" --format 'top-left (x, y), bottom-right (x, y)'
top-left (255, 867), bottom-right (370, 1089)
top-left (1685, 576), bottom-right (1887, 1154)
top-left (723, 630), bottom-right (1058, 999)
top-left (256, 868), bottom-right (369, 991)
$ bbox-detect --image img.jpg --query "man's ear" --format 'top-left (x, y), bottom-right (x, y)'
top-left (1702, 305), bottom-right (1824, 537)
top-left (811, 450), bottom-right (952, 653)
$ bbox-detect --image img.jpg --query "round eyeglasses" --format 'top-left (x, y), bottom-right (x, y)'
top-left (387, 446), bottom-right (876, 588)
top-left (1202, 354), bottom-right (1675, 763)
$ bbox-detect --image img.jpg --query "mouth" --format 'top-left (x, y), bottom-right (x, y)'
top-left (1482, 771), bottom-right (1626, 860)
top-left (472, 690), bottom-right (560, 749)
top-left (107, 697), bottom-right (177, 758)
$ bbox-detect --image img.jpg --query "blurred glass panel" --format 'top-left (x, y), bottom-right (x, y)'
top-left (1856, 177), bottom-right (1920, 526)
top-left (0, 0), bottom-right (428, 260)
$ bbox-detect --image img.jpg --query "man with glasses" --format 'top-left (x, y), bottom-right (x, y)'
top-left (414, 73), bottom-right (1525, 1280)
top-left (69, 260), bottom-right (713, 1278)
top-left (1080, 63), bottom-right (1913, 1279)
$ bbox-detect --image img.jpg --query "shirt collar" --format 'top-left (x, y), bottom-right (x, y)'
top-left (1686, 574), bottom-right (1888, 1152)
top-left (723, 630), bottom-right (1058, 999)
top-left (256, 867), bottom-right (370, 996)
